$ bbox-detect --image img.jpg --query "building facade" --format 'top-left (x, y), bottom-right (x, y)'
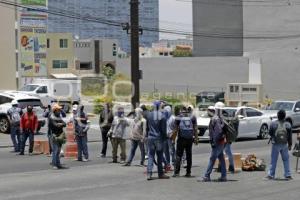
top-left (0, 5), bottom-right (17, 90)
top-left (47, 0), bottom-right (159, 53)
top-left (46, 33), bottom-right (117, 77)
top-left (192, 0), bottom-right (243, 56)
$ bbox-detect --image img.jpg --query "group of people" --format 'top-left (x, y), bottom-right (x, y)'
top-left (7, 99), bottom-right (296, 181)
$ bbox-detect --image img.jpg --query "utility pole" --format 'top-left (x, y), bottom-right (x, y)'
top-left (130, 0), bottom-right (140, 108)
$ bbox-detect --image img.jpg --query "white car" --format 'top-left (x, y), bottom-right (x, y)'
top-left (197, 107), bottom-right (271, 140)
top-left (0, 91), bottom-right (46, 133)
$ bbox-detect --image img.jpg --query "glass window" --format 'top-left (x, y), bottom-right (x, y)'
top-left (59, 39), bottom-right (68, 48)
top-left (36, 86), bottom-right (48, 94)
top-left (245, 108), bottom-right (262, 117)
top-left (269, 102), bottom-right (294, 111)
top-left (0, 95), bottom-right (12, 104)
top-left (53, 60), bottom-right (68, 69)
top-left (47, 39), bottom-right (50, 48)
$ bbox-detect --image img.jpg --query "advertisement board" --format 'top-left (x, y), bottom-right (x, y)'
top-left (19, 13), bottom-right (47, 77)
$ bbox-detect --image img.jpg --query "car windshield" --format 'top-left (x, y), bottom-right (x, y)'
top-left (269, 102), bottom-right (294, 111)
top-left (19, 85), bottom-right (39, 92)
top-left (17, 99), bottom-right (42, 109)
top-left (222, 109), bottom-right (237, 118)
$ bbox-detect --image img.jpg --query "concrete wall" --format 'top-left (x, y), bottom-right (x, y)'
top-left (0, 6), bottom-right (17, 90)
top-left (117, 57), bottom-right (300, 101)
top-left (192, 0), bottom-right (243, 56)
top-left (117, 57), bottom-right (249, 94)
top-left (46, 33), bottom-right (75, 75)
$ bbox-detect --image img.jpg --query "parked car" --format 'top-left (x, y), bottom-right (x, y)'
top-left (0, 91), bottom-right (46, 133)
top-left (197, 107), bottom-right (271, 140)
top-left (19, 79), bottom-right (81, 113)
top-left (264, 100), bottom-right (300, 128)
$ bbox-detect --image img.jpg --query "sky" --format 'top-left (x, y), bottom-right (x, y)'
top-left (159, 0), bottom-right (192, 39)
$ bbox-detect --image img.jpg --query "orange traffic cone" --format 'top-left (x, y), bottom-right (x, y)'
top-left (64, 123), bottom-right (78, 159)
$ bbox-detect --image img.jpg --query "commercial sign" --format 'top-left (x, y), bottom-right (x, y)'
top-left (19, 13), bottom-right (47, 77)
top-left (21, 0), bottom-right (47, 7)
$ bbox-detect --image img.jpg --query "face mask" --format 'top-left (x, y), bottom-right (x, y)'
top-left (117, 111), bottom-right (124, 117)
top-left (54, 111), bottom-right (60, 117)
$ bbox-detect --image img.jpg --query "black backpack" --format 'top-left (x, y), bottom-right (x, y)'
top-left (223, 118), bottom-right (239, 143)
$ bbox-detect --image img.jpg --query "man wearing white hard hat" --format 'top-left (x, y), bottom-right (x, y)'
top-left (7, 100), bottom-right (23, 152)
top-left (199, 102), bottom-right (227, 182)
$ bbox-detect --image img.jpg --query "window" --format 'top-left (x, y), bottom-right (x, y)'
top-left (242, 87), bottom-right (257, 92)
top-left (245, 108), bottom-right (262, 117)
top-left (36, 86), bottom-right (48, 94)
top-left (80, 62), bottom-right (92, 70)
top-left (59, 39), bottom-right (68, 48)
top-left (53, 60), bottom-right (68, 69)
top-left (0, 95), bottom-right (12, 104)
top-left (230, 85), bottom-right (239, 93)
top-left (47, 39), bottom-right (50, 48)
top-left (294, 102), bottom-right (300, 111)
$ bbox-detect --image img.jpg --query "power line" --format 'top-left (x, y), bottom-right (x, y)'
top-left (2, 0), bottom-right (300, 40)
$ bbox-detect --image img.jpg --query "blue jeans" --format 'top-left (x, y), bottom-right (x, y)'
top-left (76, 135), bottom-right (89, 160)
top-left (20, 131), bottom-right (34, 154)
top-left (204, 144), bottom-right (226, 179)
top-left (268, 143), bottom-right (291, 178)
top-left (52, 139), bottom-right (62, 167)
top-left (224, 143), bottom-right (234, 168)
top-left (147, 138), bottom-right (164, 176)
top-left (169, 139), bottom-right (176, 166)
top-left (10, 126), bottom-right (21, 152)
top-left (163, 139), bottom-right (170, 166)
top-left (127, 139), bottom-right (145, 165)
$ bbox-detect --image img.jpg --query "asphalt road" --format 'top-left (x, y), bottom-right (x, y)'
top-left (0, 134), bottom-right (300, 200)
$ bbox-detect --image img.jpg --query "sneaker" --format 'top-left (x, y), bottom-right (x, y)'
top-left (218, 177), bottom-right (227, 182)
top-left (120, 160), bottom-right (126, 164)
top-left (198, 177), bottom-right (211, 182)
top-left (184, 173), bottom-right (192, 178)
top-left (28, 152), bottom-right (33, 156)
top-left (145, 155), bottom-right (148, 160)
top-left (112, 160), bottom-right (118, 163)
top-left (100, 154), bottom-right (106, 158)
top-left (147, 174), bottom-right (153, 181)
top-left (82, 158), bottom-right (89, 162)
top-left (57, 166), bottom-right (68, 169)
top-left (285, 176), bottom-right (293, 181)
top-left (172, 173), bottom-right (179, 178)
top-left (159, 174), bottom-right (170, 179)
top-left (264, 176), bottom-right (274, 180)
top-left (53, 166), bottom-right (59, 170)
top-left (123, 162), bottom-right (131, 166)
top-left (18, 152), bottom-right (24, 156)
top-left (228, 165), bottom-right (235, 173)
top-left (75, 158), bottom-right (82, 161)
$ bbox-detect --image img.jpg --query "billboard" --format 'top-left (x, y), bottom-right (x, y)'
top-left (19, 13), bottom-right (47, 77)
top-left (21, 0), bottom-right (47, 7)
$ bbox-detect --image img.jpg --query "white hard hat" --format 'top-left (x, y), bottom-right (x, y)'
top-left (207, 106), bottom-right (215, 111)
top-left (214, 102), bottom-right (225, 109)
top-left (11, 100), bottom-right (18, 105)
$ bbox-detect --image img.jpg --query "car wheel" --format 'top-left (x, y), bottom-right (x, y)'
top-left (259, 124), bottom-right (269, 139)
top-left (0, 117), bottom-right (10, 133)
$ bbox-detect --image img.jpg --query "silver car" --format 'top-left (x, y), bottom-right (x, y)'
top-left (197, 107), bottom-right (271, 140)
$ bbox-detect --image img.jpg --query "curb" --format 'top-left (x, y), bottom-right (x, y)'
top-left (0, 139), bottom-right (102, 149)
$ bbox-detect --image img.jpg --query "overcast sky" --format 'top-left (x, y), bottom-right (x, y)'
top-left (159, 0), bottom-right (192, 39)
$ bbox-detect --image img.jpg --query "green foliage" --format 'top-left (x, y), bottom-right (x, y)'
top-left (172, 49), bottom-right (192, 57)
top-left (93, 96), bottom-right (113, 114)
top-left (103, 65), bottom-right (115, 79)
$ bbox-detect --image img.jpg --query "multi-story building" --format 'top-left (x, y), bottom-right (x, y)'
top-left (192, 0), bottom-right (243, 56)
top-left (47, 0), bottom-right (159, 52)
top-left (46, 33), bottom-right (118, 77)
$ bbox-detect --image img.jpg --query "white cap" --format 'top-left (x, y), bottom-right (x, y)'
top-left (207, 106), bottom-right (215, 111)
top-left (214, 102), bottom-right (225, 109)
top-left (11, 100), bottom-right (18, 105)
